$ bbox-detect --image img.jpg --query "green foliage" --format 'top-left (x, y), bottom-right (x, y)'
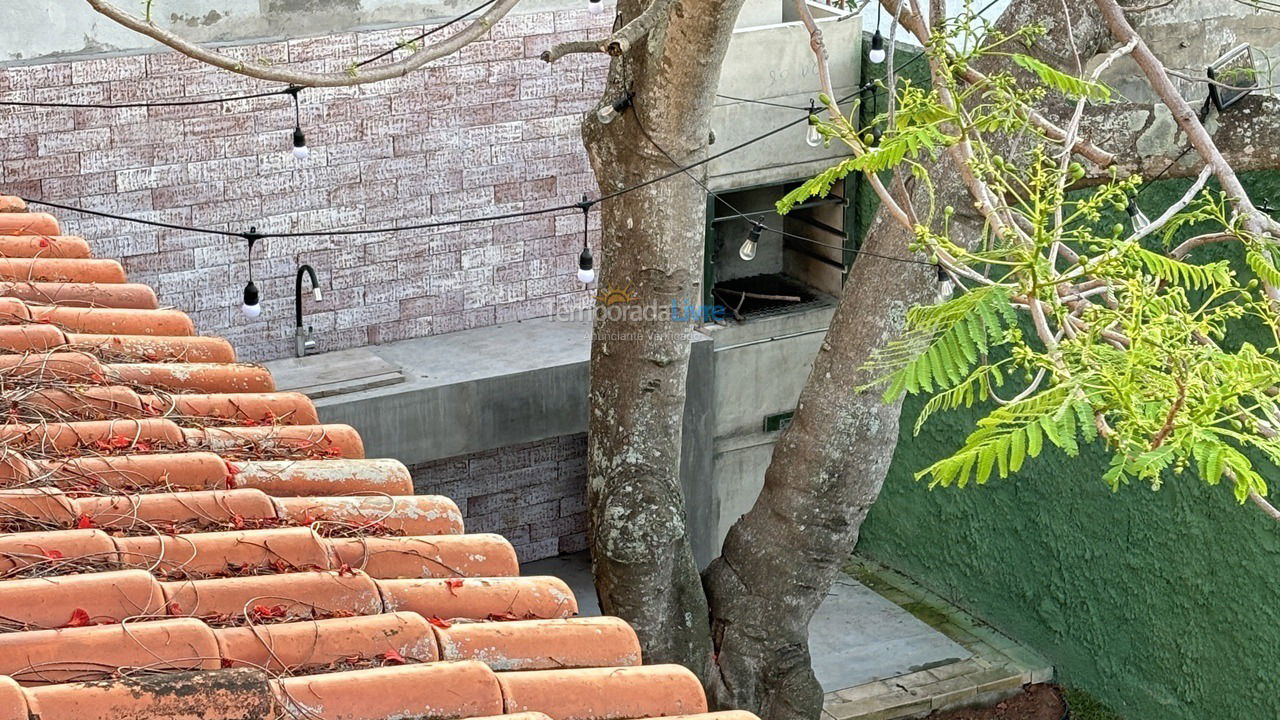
top-left (866, 285), bottom-right (1017, 401)
top-left (1010, 53), bottom-right (1113, 102)
top-left (790, 3), bottom-right (1280, 513)
top-left (1128, 247), bottom-right (1231, 290)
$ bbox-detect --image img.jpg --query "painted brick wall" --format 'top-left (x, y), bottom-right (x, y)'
top-left (410, 433), bottom-right (587, 563)
top-left (0, 11), bottom-right (609, 361)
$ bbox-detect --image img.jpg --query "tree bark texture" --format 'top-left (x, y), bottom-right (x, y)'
top-left (703, 4), bottom-right (1114, 717)
top-left (583, 0), bottom-right (1279, 716)
top-left (582, 0), bottom-right (747, 677)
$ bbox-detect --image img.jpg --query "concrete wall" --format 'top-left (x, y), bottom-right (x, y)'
top-left (707, 305), bottom-right (833, 544)
top-left (857, 171), bottom-right (1280, 720)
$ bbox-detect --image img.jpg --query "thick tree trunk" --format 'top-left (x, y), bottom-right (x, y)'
top-left (582, 0), bottom-right (746, 674)
top-left (703, 3), bottom-right (1113, 717)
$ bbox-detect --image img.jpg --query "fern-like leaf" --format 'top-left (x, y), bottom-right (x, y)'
top-left (864, 286), bottom-right (1016, 402)
top-left (1011, 54), bottom-right (1112, 102)
top-left (1131, 247), bottom-right (1230, 289)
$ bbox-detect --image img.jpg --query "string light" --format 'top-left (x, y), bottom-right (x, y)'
top-left (1126, 197), bottom-right (1150, 231)
top-left (596, 91), bottom-right (633, 125)
top-left (869, 1), bottom-right (886, 65)
top-left (869, 30), bottom-right (886, 65)
top-left (629, 108), bottom-right (935, 269)
top-left (739, 222), bottom-right (763, 261)
top-left (576, 196), bottom-right (596, 284)
top-left (18, 68), bottom-right (938, 285)
top-left (806, 100), bottom-right (823, 148)
top-left (285, 86), bottom-right (309, 160)
top-left (241, 229), bottom-right (263, 318)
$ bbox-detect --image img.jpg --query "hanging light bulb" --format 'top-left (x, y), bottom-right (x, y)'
top-left (577, 247), bottom-right (596, 284)
top-left (869, 29), bottom-right (886, 65)
top-left (286, 86), bottom-right (309, 161)
top-left (588, 0), bottom-right (605, 14)
top-left (806, 100), bottom-right (823, 148)
top-left (239, 228), bottom-right (263, 318)
top-left (313, 285), bottom-right (323, 302)
top-left (936, 263), bottom-right (955, 299)
top-left (1126, 197), bottom-right (1150, 231)
top-left (576, 196), bottom-right (596, 284)
top-left (739, 222), bottom-right (763, 261)
top-left (241, 281), bottom-right (262, 318)
top-left (291, 127), bottom-right (309, 160)
top-left (597, 91), bottom-right (633, 125)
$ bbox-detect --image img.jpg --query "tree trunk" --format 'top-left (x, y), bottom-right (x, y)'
top-left (703, 3), bottom-right (1113, 717)
top-left (582, 0), bottom-right (746, 674)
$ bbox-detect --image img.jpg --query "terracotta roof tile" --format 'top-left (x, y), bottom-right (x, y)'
top-left (0, 281), bottom-right (158, 309)
top-left (0, 257), bottom-right (127, 283)
top-left (0, 199), bottom-right (758, 720)
top-left (0, 212), bottom-right (60, 237)
top-left (0, 235), bottom-right (92, 259)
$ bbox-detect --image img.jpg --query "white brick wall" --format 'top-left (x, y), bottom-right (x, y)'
top-left (0, 11), bottom-right (610, 360)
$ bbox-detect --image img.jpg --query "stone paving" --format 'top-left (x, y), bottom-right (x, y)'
top-left (822, 556), bottom-right (1054, 720)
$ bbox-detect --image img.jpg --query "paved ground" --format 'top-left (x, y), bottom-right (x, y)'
top-left (522, 552), bottom-right (970, 691)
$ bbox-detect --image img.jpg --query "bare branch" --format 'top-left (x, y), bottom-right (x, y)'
top-left (1251, 490), bottom-right (1280, 521)
top-left (542, 0), bottom-right (679, 62)
top-left (1093, 0), bottom-right (1272, 234)
top-left (794, 0), bottom-right (913, 228)
top-left (84, 0), bottom-right (522, 87)
top-left (541, 40), bottom-right (607, 63)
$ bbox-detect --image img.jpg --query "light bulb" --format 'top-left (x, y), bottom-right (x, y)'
top-left (1127, 198), bottom-right (1150, 231)
top-left (806, 119), bottom-right (823, 148)
top-left (578, 247), bottom-right (595, 284)
top-left (241, 281), bottom-right (261, 318)
top-left (869, 29), bottom-right (886, 65)
top-left (291, 127), bottom-right (309, 160)
top-left (739, 223), bottom-right (763, 261)
top-left (588, 0), bottom-right (605, 13)
top-left (935, 264), bottom-right (954, 299)
top-left (313, 287), bottom-right (323, 302)
top-left (597, 92), bottom-right (632, 125)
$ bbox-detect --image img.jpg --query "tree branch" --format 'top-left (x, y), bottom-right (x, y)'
top-left (84, 0), bottom-right (522, 87)
top-left (795, 0), bottom-right (913, 228)
top-left (542, 0), bottom-right (679, 62)
top-left (1093, 0), bottom-right (1273, 235)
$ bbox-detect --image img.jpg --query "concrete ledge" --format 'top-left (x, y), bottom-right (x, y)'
top-left (823, 555), bottom-right (1055, 720)
top-left (267, 317), bottom-right (592, 465)
top-left (266, 316), bottom-right (719, 565)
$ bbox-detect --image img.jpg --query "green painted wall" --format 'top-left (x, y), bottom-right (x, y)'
top-left (857, 172), bottom-right (1280, 720)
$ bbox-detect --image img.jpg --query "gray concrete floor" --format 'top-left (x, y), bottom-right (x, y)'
top-left (522, 552), bottom-right (970, 692)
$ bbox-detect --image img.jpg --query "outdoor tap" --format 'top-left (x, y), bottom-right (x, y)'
top-left (295, 264), bottom-right (322, 357)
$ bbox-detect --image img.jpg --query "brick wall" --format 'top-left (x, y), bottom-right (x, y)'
top-left (410, 434), bottom-right (587, 563)
top-left (0, 11), bottom-right (609, 361)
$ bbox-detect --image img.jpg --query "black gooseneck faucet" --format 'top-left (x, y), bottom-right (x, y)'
top-left (295, 264), bottom-right (322, 357)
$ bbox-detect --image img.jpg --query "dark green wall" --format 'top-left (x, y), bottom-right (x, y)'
top-left (857, 172), bottom-right (1280, 720)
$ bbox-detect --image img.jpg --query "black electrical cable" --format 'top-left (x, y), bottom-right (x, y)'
top-left (354, 0), bottom-right (500, 69)
top-left (715, 93), bottom-right (812, 110)
top-left (0, 86), bottom-right (292, 109)
top-left (12, 0), bottom-right (999, 251)
top-left (19, 196), bottom-right (248, 237)
top-left (631, 110), bottom-right (935, 268)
